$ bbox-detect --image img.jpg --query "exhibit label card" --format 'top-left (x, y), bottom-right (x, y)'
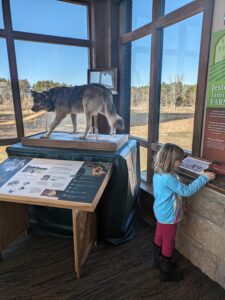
top-left (179, 157), bottom-right (210, 175)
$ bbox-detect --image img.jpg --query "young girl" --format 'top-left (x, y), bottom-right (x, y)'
top-left (152, 143), bottom-right (215, 282)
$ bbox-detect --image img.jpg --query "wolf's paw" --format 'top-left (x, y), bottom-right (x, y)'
top-left (40, 135), bottom-right (49, 139)
top-left (79, 135), bottom-right (87, 140)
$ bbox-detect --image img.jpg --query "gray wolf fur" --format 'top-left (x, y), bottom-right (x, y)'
top-left (31, 83), bottom-right (124, 139)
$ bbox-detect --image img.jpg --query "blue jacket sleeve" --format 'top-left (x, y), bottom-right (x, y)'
top-left (165, 174), bottom-right (209, 197)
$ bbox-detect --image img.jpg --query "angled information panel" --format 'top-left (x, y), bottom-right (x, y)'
top-left (0, 157), bottom-right (112, 211)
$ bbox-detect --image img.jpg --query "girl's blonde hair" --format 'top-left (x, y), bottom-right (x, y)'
top-left (154, 143), bottom-right (184, 173)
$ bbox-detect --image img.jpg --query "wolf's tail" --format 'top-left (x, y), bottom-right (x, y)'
top-left (105, 93), bottom-right (124, 130)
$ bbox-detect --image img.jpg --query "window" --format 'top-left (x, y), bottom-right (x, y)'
top-left (164, 0), bottom-right (193, 14)
top-left (120, 0), bottom-right (213, 183)
top-left (140, 146), bottom-right (147, 179)
top-left (15, 40), bottom-right (88, 136)
top-left (0, 38), bottom-right (17, 139)
top-left (130, 35), bottom-right (151, 140)
top-left (132, 0), bottom-right (152, 31)
top-left (0, 0), bottom-right (90, 144)
top-left (10, 0), bottom-right (88, 39)
top-left (159, 14), bottom-right (203, 151)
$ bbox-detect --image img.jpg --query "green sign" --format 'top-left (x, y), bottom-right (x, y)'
top-left (207, 29), bottom-right (225, 108)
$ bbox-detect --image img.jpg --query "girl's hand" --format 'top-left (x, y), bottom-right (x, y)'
top-left (202, 171), bottom-right (216, 181)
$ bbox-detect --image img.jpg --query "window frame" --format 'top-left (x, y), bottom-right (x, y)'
top-left (119, 0), bottom-right (214, 183)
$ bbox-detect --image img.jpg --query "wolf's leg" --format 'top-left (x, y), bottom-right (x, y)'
top-left (42, 114), bottom-right (66, 139)
top-left (81, 112), bottom-right (92, 139)
top-left (110, 127), bottom-right (116, 135)
top-left (71, 114), bottom-right (77, 134)
top-left (93, 115), bottom-right (99, 140)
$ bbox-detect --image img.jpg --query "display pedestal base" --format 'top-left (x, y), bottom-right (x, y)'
top-left (22, 132), bottom-right (128, 151)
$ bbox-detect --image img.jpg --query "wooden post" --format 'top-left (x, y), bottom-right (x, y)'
top-left (72, 209), bottom-right (81, 279)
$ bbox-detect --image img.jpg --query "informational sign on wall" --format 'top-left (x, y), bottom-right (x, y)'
top-left (202, 28), bottom-right (225, 162)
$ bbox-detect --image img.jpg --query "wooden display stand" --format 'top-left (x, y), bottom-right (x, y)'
top-left (0, 205), bottom-right (95, 278)
top-left (0, 157), bottom-right (112, 278)
top-left (22, 132), bottom-right (128, 152)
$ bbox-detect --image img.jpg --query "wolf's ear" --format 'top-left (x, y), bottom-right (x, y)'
top-left (31, 90), bottom-right (38, 97)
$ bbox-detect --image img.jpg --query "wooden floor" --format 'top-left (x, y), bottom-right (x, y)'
top-left (0, 220), bottom-right (225, 300)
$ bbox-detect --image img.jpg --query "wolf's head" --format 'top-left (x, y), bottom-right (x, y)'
top-left (31, 90), bottom-right (53, 112)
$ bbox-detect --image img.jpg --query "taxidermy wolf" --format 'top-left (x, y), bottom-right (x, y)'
top-left (31, 83), bottom-right (124, 139)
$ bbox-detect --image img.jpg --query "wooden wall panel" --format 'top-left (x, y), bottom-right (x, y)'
top-left (0, 202), bottom-right (29, 252)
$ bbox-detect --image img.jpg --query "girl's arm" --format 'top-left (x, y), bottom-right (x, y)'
top-left (165, 174), bottom-right (209, 197)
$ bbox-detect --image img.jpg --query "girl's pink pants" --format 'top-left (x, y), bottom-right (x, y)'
top-left (154, 221), bottom-right (177, 257)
